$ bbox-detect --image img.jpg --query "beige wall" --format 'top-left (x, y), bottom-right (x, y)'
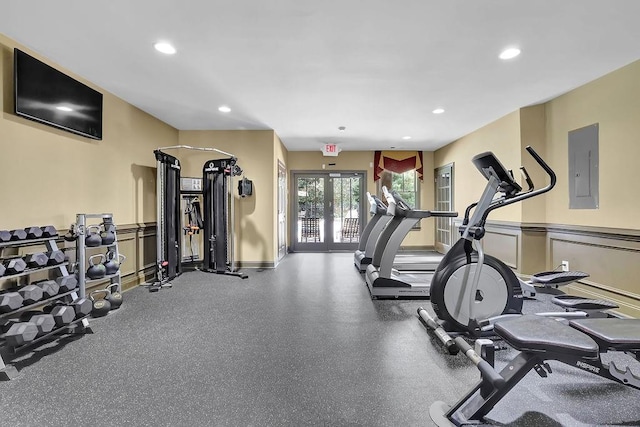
top-left (545, 59), bottom-right (640, 228)
top-left (0, 34), bottom-right (177, 230)
top-left (438, 59), bottom-right (640, 231)
top-left (287, 150), bottom-right (435, 247)
top-left (177, 130), bottom-right (277, 265)
top-left (519, 105), bottom-right (548, 224)
top-left (434, 110), bottom-right (522, 223)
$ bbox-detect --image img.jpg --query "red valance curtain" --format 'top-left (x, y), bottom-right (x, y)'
top-left (374, 151), bottom-right (424, 181)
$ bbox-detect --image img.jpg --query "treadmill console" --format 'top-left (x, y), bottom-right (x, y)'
top-left (390, 190), bottom-right (412, 211)
top-left (367, 192), bottom-right (387, 215)
top-left (471, 151), bottom-right (522, 197)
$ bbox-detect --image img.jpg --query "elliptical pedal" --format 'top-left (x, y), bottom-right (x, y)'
top-left (552, 295), bottom-right (618, 311)
top-left (530, 270), bottom-right (590, 287)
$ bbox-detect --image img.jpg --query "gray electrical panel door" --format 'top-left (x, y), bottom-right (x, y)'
top-left (568, 123), bottom-right (599, 209)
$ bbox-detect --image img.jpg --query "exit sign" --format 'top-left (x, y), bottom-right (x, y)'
top-left (322, 143), bottom-right (340, 157)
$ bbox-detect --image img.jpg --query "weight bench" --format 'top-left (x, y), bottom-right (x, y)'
top-left (430, 315), bottom-right (640, 426)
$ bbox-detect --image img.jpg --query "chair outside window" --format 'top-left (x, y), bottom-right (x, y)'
top-left (301, 217), bottom-right (320, 242)
top-left (341, 217), bottom-right (359, 242)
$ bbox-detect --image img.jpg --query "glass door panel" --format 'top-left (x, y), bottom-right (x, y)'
top-left (295, 175), bottom-right (327, 250)
top-left (292, 172), bottom-right (364, 252)
top-left (435, 164), bottom-right (454, 254)
top-left (330, 175), bottom-right (362, 249)
top-left (277, 161), bottom-right (287, 261)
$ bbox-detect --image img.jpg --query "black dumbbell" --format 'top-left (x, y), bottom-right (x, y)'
top-left (1, 318), bottom-right (22, 333)
top-left (49, 305), bottom-right (75, 327)
top-left (24, 226), bottom-right (43, 239)
top-left (56, 275), bottom-right (78, 292)
top-left (4, 258), bottom-right (27, 275)
top-left (18, 285), bottom-right (43, 305)
top-left (0, 230), bottom-right (11, 243)
top-left (40, 225), bottom-right (58, 238)
top-left (9, 229), bottom-right (27, 241)
top-left (34, 280), bottom-right (60, 299)
top-left (31, 314), bottom-right (56, 335)
top-left (25, 252), bottom-right (48, 268)
top-left (2, 322), bottom-right (38, 347)
top-left (70, 297), bottom-right (93, 318)
top-left (19, 313), bottom-right (55, 335)
top-left (47, 250), bottom-right (65, 266)
top-left (0, 292), bottom-right (24, 313)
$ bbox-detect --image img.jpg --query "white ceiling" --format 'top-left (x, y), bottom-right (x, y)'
top-left (2, 1), bottom-right (640, 151)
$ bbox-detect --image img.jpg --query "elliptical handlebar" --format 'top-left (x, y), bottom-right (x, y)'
top-left (525, 145), bottom-right (556, 191)
top-left (480, 145), bottom-right (555, 221)
top-left (519, 166), bottom-right (534, 192)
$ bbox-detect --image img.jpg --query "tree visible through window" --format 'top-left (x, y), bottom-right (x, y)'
top-left (378, 169), bottom-right (419, 208)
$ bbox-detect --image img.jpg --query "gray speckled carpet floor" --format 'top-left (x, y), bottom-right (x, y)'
top-left (0, 252), bottom-right (638, 427)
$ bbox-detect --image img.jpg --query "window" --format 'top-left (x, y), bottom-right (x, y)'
top-left (378, 169), bottom-right (421, 228)
top-left (373, 150), bottom-right (423, 228)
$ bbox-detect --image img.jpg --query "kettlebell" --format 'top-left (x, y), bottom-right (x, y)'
top-left (90, 289), bottom-right (111, 317)
top-left (86, 254), bottom-right (107, 280)
top-left (85, 225), bottom-right (102, 247)
top-left (101, 224), bottom-right (116, 245)
top-left (103, 251), bottom-right (126, 275)
top-left (106, 283), bottom-right (123, 310)
top-left (64, 223), bottom-right (77, 242)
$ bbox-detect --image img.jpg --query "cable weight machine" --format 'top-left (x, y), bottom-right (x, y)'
top-left (203, 158), bottom-right (248, 279)
top-left (150, 150), bottom-right (182, 291)
top-left (150, 145), bottom-right (248, 292)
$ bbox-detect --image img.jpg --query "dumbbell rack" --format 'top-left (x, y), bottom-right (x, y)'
top-left (0, 234), bottom-right (92, 380)
top-left (75, 213), bottom-right (122, 299)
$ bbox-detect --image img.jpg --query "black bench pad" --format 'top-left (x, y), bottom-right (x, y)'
top-left (570, 318), bottom-right (640, 351)
top-left (494, 315), bottom-right (599, 358)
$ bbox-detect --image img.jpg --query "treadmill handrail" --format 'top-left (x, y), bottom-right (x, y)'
top-left (403, 210), bottom-right (458, 219)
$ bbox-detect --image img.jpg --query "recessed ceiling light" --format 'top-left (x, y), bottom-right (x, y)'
top-left (499, 47), bottom-right (521, 60)
top-left (154, 42), bottom-right (176, 55)
top-left (56, 106), bottom-right (73, 112)
top-left (432, 108), bottom-right (445, 114)
top-left (402, 136), bottom-right (411, 140)
top-left (218, 105), bottom-right (231, 113)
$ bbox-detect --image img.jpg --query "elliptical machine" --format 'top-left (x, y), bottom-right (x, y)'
top-left (419, 146), bottom-right (617, 353)
top-left (429, 146), bottom-right (555, 333)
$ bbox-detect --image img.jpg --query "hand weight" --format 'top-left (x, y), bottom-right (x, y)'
top-left (101, 224), bottom-right (116, 245)
top-left (104, 251), bottom-right (126, 275)
top-left (64, 224), bottom-right (77, 242)
top-left (85, 225), bottom-right (102, 247)
top-left (90, 289), bottom-right (111, 317)
top-left (87, 254), bottom-right (107, 280)
top-left (105, 283), bottom-right (123, 310)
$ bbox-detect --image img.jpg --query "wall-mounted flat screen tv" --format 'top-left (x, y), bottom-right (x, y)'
top-left (14, 48), bottom-right (103, 140)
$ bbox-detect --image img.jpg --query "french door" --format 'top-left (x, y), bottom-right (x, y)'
top-left (435, 164), bottom-right (454, 253)
top-left (277, 161), bottom-right (287, 261)
top-left (291, 172), bottom-right (365, 252)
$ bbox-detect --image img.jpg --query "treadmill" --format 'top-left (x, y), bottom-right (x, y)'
top-left (364, 190), bottom-right (457, 298)
top-left (354, 192), bottom-right (393, 271)
top-left (354, 190), bottom-right (446, 273)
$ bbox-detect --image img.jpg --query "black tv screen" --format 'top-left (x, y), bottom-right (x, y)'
top-left (14, 49), bottom-right (103, 140)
